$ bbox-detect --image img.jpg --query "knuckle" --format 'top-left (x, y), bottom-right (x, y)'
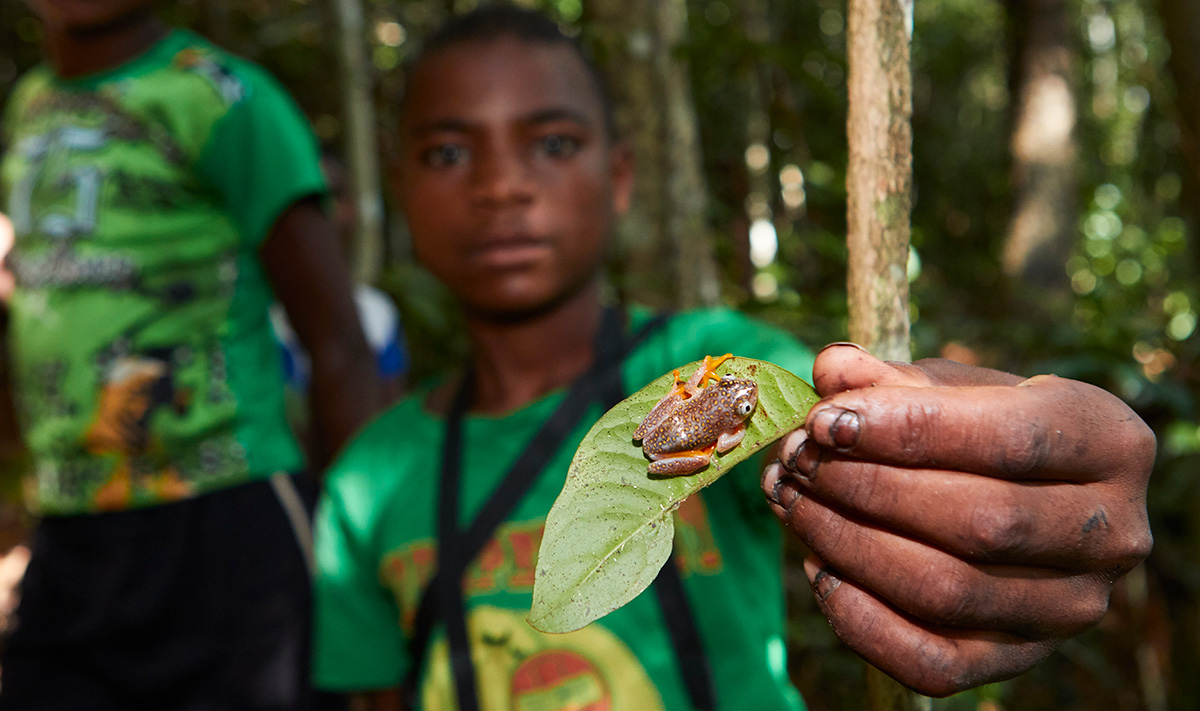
top-left (963, 499), bottom-right (1033, 557)
top-left (794, 498), bottom-right (850, 556)
top-left (913, 565), bottom-right (978, 625)
top-left (844, 464), bottom-right (881, 508)
top-left (1020, 576), bottom-right (1112, 637)
top-left (994, 420), bottom-right (1051, 476)
top-left (1094, 506), bottom-right (1153, 573)
top-left (910, 638), bottom-right (1058, 697)
top-left (1107, 524), bottom-right (1153, 573)
top-left (1078, 594), bottom-right (1110, 630)
top-left (1127, 528), bottom-right (1154, 563)
top-left (1128, 420), bottom-right (1157, 478)
top-left (907, 642), bottom-right (974, 697)
top-left (1098, 405), bottom-right (1157, 481)
top-left (895, 403), bottom-right (935, 462)
top-left (1062, 578), bottom-right (1112, 632)
top-left (815, 510), bottom-right (854, 556)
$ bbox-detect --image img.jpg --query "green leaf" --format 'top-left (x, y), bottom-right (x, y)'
top-left (529, 357), bottom-right (818, 633)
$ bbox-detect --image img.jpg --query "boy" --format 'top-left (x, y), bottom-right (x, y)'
top-left (0, 1), bottom-right (381, 708)
top-left (311, 6), bottom-right (1154, 710)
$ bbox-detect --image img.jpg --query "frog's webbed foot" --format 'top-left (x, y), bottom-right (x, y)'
top-left (715, 424), bottom-right (746, 453)
top-left (683, 353), bottom-right (733, 396)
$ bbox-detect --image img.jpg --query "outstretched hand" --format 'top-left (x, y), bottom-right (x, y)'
top-left (761, 343), bottom-right (1155, 697)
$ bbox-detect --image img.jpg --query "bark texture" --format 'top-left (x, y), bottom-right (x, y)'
top-left (846, 0), bottom-right (913, 364)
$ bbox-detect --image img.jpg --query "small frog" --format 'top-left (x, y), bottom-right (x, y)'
top-left (634, 354), bottom-right (758, 475)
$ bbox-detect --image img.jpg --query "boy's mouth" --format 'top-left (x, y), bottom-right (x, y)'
top-left (471, 233), bottom-right (553, 269)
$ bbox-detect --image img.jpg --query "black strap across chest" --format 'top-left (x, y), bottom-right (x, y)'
top-left (404, 309), bottom-right (716, 711)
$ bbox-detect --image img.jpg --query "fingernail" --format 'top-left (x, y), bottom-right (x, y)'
top-left (810, 407), bottom-right (861, 450)
top-left (818, 342), bottom-right (870, 355)
top-left (784, 430), bottom-right (823, 482)
top-left (761, 462), bottom-right (781, 503)
top-left (811, 566), bottom-right (842, 602)
top-left (779, 429), bottom-right (809, 472)
top-left (1018, 373), bottom-right (1057, 387)
top-left (761, 462), bottom-right (802, 509)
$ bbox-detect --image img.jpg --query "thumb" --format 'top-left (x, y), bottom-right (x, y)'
top-left (811, 343), bottom-right (933, 396)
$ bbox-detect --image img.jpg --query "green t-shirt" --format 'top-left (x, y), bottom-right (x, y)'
top-left (0, 29), bottom-right (325, 514)
top-left (313, 308), bottom-right (816, 711)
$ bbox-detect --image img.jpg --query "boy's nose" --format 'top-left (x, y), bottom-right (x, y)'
top-left (470, 148), bottom-right (534, 206)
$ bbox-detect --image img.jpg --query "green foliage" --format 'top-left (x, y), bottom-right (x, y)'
top-left (530, 357), bottom-right (816, 633)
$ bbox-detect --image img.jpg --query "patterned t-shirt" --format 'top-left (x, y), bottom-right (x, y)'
top-left (0, 29), bottom-right (325, 514)
top-left (313, 308), bottom-right (815, 711)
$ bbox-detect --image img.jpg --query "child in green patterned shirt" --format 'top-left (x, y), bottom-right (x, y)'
top-left (0, 1), bottom-right (382, 708)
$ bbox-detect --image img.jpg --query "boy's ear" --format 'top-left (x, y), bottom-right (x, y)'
top-left (609, 142), bottom-right (636, 217)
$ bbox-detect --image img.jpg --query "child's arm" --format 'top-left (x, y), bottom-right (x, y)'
top-left (261, 197), bottom-right (382, 469)
top-left (763, 343), bottom-right (1154, 697)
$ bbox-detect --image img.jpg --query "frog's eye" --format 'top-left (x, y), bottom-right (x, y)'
top-left (736, 400), bottom-right (754, 416)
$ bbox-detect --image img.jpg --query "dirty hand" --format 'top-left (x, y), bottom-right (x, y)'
top-left (761, 343), bottom-right (1155, 697)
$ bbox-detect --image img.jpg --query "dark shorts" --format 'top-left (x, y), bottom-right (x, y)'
top-left (0, 473), bottom-right (319, 711)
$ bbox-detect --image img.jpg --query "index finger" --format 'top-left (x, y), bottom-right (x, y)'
top-left (805, 375), bottom-right (1154, 483)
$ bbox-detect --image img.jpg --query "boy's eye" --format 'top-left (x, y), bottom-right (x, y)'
top-left (536, 134), bottom-right (580, 158)
top-left (423, 143), bottom-right (469, 167)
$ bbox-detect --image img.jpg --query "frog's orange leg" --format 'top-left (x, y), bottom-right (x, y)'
top-left (691, 353), bottom-right (734, 391)
top-left (683, 353), bottom-right (733, 395)
top-left (668, 368), bottom-right (688, 397)
top-left (702, 353), bottom-right (733, 385)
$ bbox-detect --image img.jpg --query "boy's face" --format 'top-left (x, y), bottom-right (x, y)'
top-left (395, 37), bottom-right (633, 321)
top-left (26, 0), bottom-right (157, 33)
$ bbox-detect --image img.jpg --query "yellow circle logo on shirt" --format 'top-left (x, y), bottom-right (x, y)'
top-left (421, 605), bottom-right (664, 711)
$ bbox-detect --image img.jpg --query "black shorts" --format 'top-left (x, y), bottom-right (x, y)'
top-left (0, 473), bottom-right (319, 711)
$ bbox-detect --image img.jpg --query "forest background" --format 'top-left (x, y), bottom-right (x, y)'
top-left (1, 0), bottom-right (1198, 709)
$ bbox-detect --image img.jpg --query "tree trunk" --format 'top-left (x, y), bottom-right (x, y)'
top-left (846, 0), bottom-right (925, 707)
top-left (584, 0), bottom-right (719, 308)
top-left (846, 0), bottom-right (913, 364)
top-left (331, 0), bottom-right (385, 284)
top-left (1001, 0), bottom-right (1078, 292)
top-left (1158, 0), bottom-right (1200, 233)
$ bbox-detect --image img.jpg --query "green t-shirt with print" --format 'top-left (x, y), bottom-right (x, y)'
top-left (0, 29), bottom-right (325, 514)
top-left (313, 307), bottom-right (816, 711)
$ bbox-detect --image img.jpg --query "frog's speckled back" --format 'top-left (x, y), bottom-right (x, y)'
top-left (642, 377), bottom-right (758, 453)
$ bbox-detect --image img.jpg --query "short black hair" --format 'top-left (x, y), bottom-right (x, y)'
top-left (403, 4), bottom-right (618, 139)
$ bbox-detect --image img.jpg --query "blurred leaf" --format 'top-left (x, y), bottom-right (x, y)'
top-left (529, 357), bottom-right (817, 633)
